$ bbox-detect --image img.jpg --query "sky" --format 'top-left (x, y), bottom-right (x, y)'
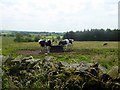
top-left (0, 0), bottom-right (119, 32)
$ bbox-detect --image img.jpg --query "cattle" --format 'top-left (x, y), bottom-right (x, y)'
top-left (39, 39), bottom-right (74, 53)
top-left (59, 40), bottom-right (67, 46)
top-left (69, 39), bottom-right (74, 44)
top-left (103, 43), bottom-right (108, 46)
top-left (46, 39), bottom-right (52, 47)
top-left (58, 39), bottom-right (74, 46)
top-left (38, 40), bottom-right (46, 47)
top-left (58, 39), bottom-right (74, 51)
top-left (38, 39), bottom-right (52, 53)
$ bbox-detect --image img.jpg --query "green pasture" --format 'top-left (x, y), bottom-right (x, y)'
top-left (1, 36), bottom-right (119, 70)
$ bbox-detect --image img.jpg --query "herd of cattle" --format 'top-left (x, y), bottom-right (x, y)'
top-left (38, 39), bottom-right (74, 53)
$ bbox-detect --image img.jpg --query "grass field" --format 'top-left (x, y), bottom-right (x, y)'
top-left (1, 36), bottom-right (119, 70)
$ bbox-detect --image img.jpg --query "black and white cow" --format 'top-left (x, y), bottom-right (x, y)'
top-left (38, 39), bottom-right (52, 53)
top-left (38, 40), bottom-right (46, 47)
top-left (58, 39), bottom-right (74, 51)
top-left (68, 39), bottom-right (74, 44)
top-left (58, 39), bottom-right (74, 46)
top-left (58, 40), bottom-right (67, 46)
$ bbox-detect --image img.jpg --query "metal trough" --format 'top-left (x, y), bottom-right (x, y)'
top-left (50, 45), bottom-right (64, 52)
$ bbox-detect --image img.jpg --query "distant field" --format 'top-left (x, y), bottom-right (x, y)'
top-left (1, 36), bottom-right (39, 56)
top-left (1, 36), bottom-right (119, 70)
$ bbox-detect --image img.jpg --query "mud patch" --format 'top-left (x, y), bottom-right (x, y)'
top-left (78, 49), bottom-right (96, 55)
top-left (16, 50), bottom-right (41, 55)
top-left (16, 49), bottom-right (74, 55)
top-left (16, 49), bottom-right (95, 56)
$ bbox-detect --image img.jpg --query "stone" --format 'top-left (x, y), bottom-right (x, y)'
top-left (107, 66), bottom-right (119, 79)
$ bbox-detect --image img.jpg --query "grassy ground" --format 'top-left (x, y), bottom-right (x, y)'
top-left (1, 36), bottom-right (119, 70)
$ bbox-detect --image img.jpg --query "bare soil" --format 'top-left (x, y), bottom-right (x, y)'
top-left (16, 49), bottom-right (96, 56)
top-left (16, 50), bottom-right (41, 55)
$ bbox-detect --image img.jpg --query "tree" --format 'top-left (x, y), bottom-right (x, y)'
top-left (63, 29), bottom-right (120, 41)
top-left (14, 33), bottom-right (23, 42)
top-left (56, 36), bottom-right (61, 40)
top-left (63, 31), bottom-right (76, 39)
top-left (34, 35), bottom-right (41, 42)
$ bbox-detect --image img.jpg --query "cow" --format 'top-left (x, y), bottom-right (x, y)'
top-left (103, 43), bottom-right (108, 46)
top-left (38, 40), bottom-right (46, 47)
top-left (58, 39), bottom-right (74, 51)
top-left (58, 40), bottom-right (68, 46)
top-left (38, 39), bottom-right (52, 53)
top-left (58, 39), bottom-right (74, 46)
top-left (58, 39), bottom-right (74, 50)
top-left (68, 39), bottom-right (74, 44)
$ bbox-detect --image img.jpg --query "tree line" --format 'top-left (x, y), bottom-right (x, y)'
top-left (14, 33), bottom-right (62, 42)
top-left (63, 29), bottom-right (120, 41)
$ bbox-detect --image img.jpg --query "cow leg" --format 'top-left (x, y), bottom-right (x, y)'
top-left (39, 46), bottom-right (42, 53)
top-left (64, 45), bottom-right (68, 51)
top-left (39, 48), bottom-right (43, 53)
top-left (39, 46), bottom-right (44, 53)
top-left (46, 46), bottom-right (50, 53)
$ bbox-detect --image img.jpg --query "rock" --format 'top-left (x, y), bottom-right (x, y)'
top-left (0, 78), bottom-right (2, 90)
top-left (101, 74), bottom-right (111, 82)
top-left (89, 68), bottom-right (99, 76)
top-left (22, 56), bottom-right (34, 62)
top-left (58, 61), bottom-right (68, 67)
top-left (107, 66), bottom-right (119, 79)
top-left (98, 65), bottom-right (107, 73)
top-left (79, 62), bottom-right (93, 68)
top-left (2, 56), bottom-right (13, 65)
top-left (91, 62), bottom-right (99, 68)
top-left (2, 55), bottom-right (120, 89)
top-left (12, 55), bottom-right (23, 62)
top-left (0, 55), bottom-right (2, 67)
top-left (44, 56), bottom-right (54, 61)
top-left (69, 64), bottom-right (79, 68)
top-left (22, 56), bottom-right (33, 60)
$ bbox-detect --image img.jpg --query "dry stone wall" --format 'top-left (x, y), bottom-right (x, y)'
top-left (1, 55), bottom-right (120, 90)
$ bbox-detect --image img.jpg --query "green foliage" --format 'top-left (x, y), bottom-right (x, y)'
top-left (14, 32), bottom-right (62, 42)
top-left (63, 29), bottom-right (120, 41)
top-left (34, 35), bottom-right (41, 42)
top-left (14, 33), bottom-right (34, 42)
top-left (56, 36), bottom-right (61, 40)
top-left (63, 31), bottom-right (76, 39)
top-left (2, 74), bottom-right (9, 89)
top-left (14, 33), bottom-right (24, 42)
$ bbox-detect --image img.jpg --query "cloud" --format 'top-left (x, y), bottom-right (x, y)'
top-left (0, 0), bottom-right (118, 32)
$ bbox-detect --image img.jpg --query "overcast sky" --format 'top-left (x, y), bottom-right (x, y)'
top-left (0, 0), bottom-right (119, 32)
